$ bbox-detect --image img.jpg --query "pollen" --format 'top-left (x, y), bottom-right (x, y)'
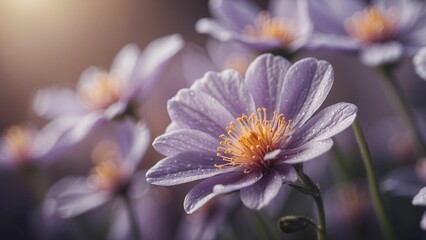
top-left (3, 125), bottom-right (33, 163)
top-left (216, 108), bottom-right (292, 173)
top-left (243, 11), bottom-right (296, 47)
top-left (88, 141), bottom-right (126, 191)
top-left (78, 72), bottom-right (124, 110)
top-left (345, 6), bottom-right (398, 43)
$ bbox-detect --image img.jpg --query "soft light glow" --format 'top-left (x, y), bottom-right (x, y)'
top-left (3, 125), bottom-right (34, 163)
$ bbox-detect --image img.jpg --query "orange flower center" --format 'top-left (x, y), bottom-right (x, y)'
top-left (78, 72), bottom-right (124, 110)
top-left (3, 125), bottom-right (33, 163)
top-left (216, 108), bottom-right (292, 173)
top-left (345, 6), bottom-right (398, 43)
top-left (243, 11), bottom-right (296, 47)
top-left (87, 141), bottom-right (126, 191)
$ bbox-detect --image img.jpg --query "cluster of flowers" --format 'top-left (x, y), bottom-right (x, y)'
top-left (3, 0), bottom-right (426, 239)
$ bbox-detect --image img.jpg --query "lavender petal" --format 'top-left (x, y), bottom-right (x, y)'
top-left (184, 171), bottom-right (262, 213)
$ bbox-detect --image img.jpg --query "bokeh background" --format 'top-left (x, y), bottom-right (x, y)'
top-left (2, 0), bottom-right (426, 239)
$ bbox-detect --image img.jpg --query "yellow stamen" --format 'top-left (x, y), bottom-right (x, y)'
top-left (243, 11), bottom-right (296, 47)
top-left (87, 141), bottom-right (125, 191)
top-left (216, 108), bottom-right (292, 172)
top-left (3, 125), bottom-right (33, 163)
top-left (345, 6), bottom-right (398, 43)
top-left (78, 72), bottom-right (124, 110)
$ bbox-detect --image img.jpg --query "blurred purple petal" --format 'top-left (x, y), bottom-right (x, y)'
top-left (414, 47), bottom-right (426, 80)
top-left (32, 87), bottom-right (86, 119)
top-left (44, 177), bottom-right (111, 218)
top-left (110, 44), bottom-right (140, 85)
top-left (208, 0), bottom-right (259, 29)
top-left (131, 34), bottom-right (184, 101)
top-left (413, 187), bottom-right (426, 206)
top-left (360, 42), bottom-right (403, 67)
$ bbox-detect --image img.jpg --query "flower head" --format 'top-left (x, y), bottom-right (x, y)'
top-left (0, 122), bottom-right (71, 169)
top-left (196, 0), bottom-right (312, 52)
top-left (32, 34), bottom-right (183, 146)
top-left (44, 120), bottom-right (150, 218)
top-left (147, 54), bottom-right (357, 213)
top-left (308, 0), bottom-right (426, 66)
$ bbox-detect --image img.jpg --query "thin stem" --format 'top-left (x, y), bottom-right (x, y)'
top-left (352, 119), bottom-right (396, 240)
top-left (294, 167), bottom-right (326, 240)
top-left (122, 195), bottom-right (142, 240)
top-left (379, 66), bottom-right (426, 156)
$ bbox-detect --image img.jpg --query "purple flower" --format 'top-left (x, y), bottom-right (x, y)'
top-left (0, 121), bottom-right (73, 169)
top-left (308, 0), bottom-right (426, 66)
top-left (413, 187), bottom-right (426, 230)
top-left (146, 54), bottom-right (357, 213)
top-left (196, 0), bottom-right (312, 52)
top-left (44, 120), bottom-right (149, 218)
top-left (414, 47), bottom-right (426, 80)
top-left (33, 34), bottom-right (183, 145)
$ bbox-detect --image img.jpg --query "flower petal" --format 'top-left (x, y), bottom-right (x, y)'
top-left (184, 171), bottom-right (262, 213)
top-left (280, 139), bottom-right (334, 164)
top-left (272, 162), bottom-right (298, 182)
top-left (61, 112), bottom-right (107, 147)
top-left (167, 89), bottom-right (234, 137)
top-left (153, 129), bottom-right (218, 156)
top-left (131, 34), bottom-right (184, 101)
top-left (146, 151), bottom-right (233, 186)
top-left (359, 42), bottom-right (403, 67)
top-left (208, 0), bottom-right (259, 30)
top-left (119, 120), bottom-right (150, 172)
top-left (240, 169), bottom-right (282, 210)
top-left (278, 58), bottom-right (334, 128)
top-left (245, 54), bottom-right (291, 117)
top-left (191, 70), bottom-right (255, 117)
top-left (110, 43), bottom-right (140, 87)
top-left (290, 103), bottom-right (357, 147)
top-left (32, 86), bottom-right (86, 119)
top-left (413, 187), bottom-right (426, 206)
top-left (414, 47), bottom-right (426, 80)
top-left (44, 177), bottom-right (111, 218)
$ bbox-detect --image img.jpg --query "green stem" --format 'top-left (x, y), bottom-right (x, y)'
top-left (379, 66), bottom-right (426, 156)
top-left (122, 195), bottom-right (142, 240)
top-left (352, 119), bottom-right (396, 240)
top-left (294, 167), bottom-right (326, 240)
